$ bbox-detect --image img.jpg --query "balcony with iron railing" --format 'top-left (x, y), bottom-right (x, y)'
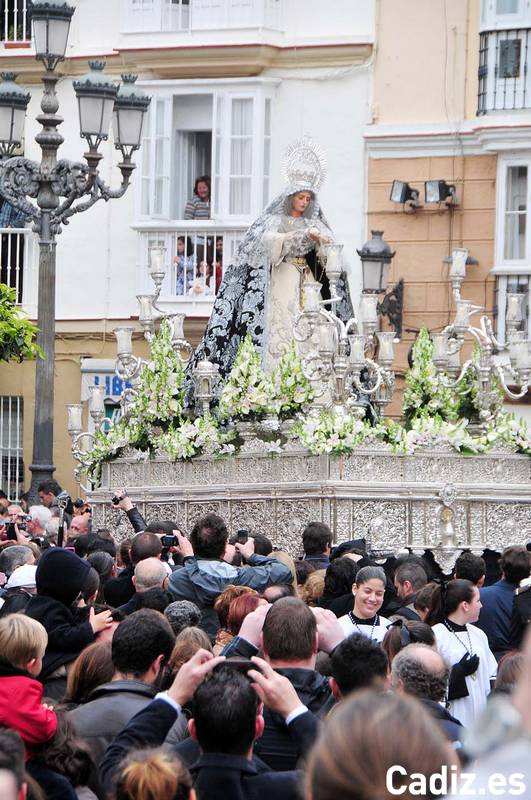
top-left (1, 1), bottom-right (30, 47)
top-left (478, 27), bottom-right (531, 113)
top-left (0, 227), bottom-right (37, 312)
top-left (133, 220), bottom-right (247, 316)
top-left (122, 0), bottom-right (283, 34)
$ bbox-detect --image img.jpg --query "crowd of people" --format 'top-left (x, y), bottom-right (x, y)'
top-left (0, 482), bottom-right (531, 800)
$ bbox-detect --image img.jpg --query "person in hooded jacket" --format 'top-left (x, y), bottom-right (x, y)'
top-left (24, 548), bottom-right (113, 697)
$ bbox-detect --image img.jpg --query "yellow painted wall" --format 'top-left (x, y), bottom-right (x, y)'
top-left (368, 153), bottom-right (497, 414)
top-left (373, 0), bottom-right (481, 124)
top-left (0, 318), bottom-right (205, 498)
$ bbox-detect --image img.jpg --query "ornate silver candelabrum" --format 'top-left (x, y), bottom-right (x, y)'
top-left (113, 244), bottom-right (194, 418)
top-left (432, 251), bottom-right (530, 425)
top-left (294, 278), bottom-right (396, 419)
top-left (66, 386), bottom-right (110, 490)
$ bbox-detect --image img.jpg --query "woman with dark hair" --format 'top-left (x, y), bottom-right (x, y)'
top-left (27, 706), bottom-right (95, 800)
top-left (337, 566), bottom-right (392, 642)
top-left (429, 579), bottom-right (497, 729)
top-left (382, 618), bottom-right (435, 664)
top-left (184, 176), bottom-right (210, 220)
top-left (63, 640), bottom-right (114, 708)
top-left (319, 557), bottom-right (360, 616)
top-left (87, 551), bottom-right (115, 604)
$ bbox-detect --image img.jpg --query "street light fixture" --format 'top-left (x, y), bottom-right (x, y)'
top-left (0, 73), bottom-right (30, 156)
top-left (74, 61), bottom-right (118, 154)
top-left (113, 75), bottom-right (151, 159)
top-left (356, 230), bottom-right (396, 294)
top-left (30, 0), bottom-right (75, 70)
top-left (0, 4), bottom-right (150, 502)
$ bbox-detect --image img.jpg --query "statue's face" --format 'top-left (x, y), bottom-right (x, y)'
top-left (291, 192), bottom-right (312, 214)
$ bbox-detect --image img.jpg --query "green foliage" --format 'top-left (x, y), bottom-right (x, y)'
top-left (0, 284), bottom-right (43, 362)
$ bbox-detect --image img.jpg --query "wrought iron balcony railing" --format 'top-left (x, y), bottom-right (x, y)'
top-left (478, 27), bottom-right (531, 113)
top-left (1, 1), bottom-right (30, 45)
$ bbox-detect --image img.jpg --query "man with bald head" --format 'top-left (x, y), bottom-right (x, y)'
top-left (391, 643), bottom-right (464, 745)
top-left (117, 557), bottom-right (169, 616)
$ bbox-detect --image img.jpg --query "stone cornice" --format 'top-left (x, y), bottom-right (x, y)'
top-left (1, 41), bottom-right (373, 83)
top-left (366, 116), bottom-right (531, 159)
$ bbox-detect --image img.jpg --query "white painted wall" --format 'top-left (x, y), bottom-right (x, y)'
top-left (17, 1), bottom-right (374, 320)
top-left (266, 64), bottom-right (371, 305)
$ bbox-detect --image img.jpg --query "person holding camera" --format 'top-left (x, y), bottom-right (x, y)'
top-left (168, 513), bottom-right (293, 638)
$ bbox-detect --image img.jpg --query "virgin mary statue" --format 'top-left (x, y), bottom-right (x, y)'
top-left (186, 137), bottom-right (354, 386)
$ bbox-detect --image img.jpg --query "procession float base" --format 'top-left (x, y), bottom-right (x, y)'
top-left (88, 439), bottom-right (531, 574)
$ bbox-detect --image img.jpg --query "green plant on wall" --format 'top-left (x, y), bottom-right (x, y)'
top-left (0, 284), bottom-right (43, 362)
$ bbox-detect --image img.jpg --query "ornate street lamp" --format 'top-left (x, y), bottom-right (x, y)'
top-left (356, 230), bottom-right (396, 294)
top-left (0, 73), bottom-right (30, 156)
top-left (30, 0), bottom-right (75, 70)
top-left (0, 4), bottom-right (150, 502)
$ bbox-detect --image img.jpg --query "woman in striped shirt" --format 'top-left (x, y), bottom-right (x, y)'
top-left (184, 176), bottom-right (211, 219)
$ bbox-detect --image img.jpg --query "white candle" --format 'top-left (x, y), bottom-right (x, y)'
top-left (136, 295), bottom-right (154, 323)
top-left (66, 404), bottom-right (83, 434)
top-left (516, 339), bottom-right (531, 370)
top-left (349, 334), bottom-right (367, 365)
top-left (303, 280), bottom-right (322, 312)
top-left (454, 300), bottom-right (471, 330)
top-left (450, 249), bottom-right (468, 279)
top-left (114, 327), bottom-right (133, 357)
top-left (325, 244), bottom-right (343, 280)
top-left (506, 293), bottom-right (524, 324)
top-left (172, 313), bottom-right (185, 340)
top-left (376, 332), bottom-right (394, 366)
top-left (431, 332), bottom-right (449, 363)
top-left (89, 385), bottom-right (105, 414)
top-left (360, 294), bottom-right (379, 334)
top-left (319, 320), bottom-right (336, 355)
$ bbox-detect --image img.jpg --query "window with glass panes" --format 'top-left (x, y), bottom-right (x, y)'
top-left (494, 159), bottom-right (531, 340)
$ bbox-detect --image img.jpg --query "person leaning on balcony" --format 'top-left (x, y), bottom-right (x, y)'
top-left (183, 176), bottom-right (211, 220)
top-left (0, 199), bottom-right (28, 228)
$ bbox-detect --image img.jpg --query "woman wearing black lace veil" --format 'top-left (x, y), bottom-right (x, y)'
top-left (186, 137), bottom-right (354, 390)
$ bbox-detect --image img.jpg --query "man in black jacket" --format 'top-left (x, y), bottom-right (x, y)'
top-left (220, 598), bottom-right (344, 771)
top-left (69, 609), bottom-right (176, 766)
top-left (392, 561), bottom-right (427, 621)
top-left (100, 649), bottom-right (318, 800)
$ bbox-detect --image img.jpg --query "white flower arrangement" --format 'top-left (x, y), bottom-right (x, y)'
top-left (130, 319), bottom-right (185, 425)
top-left (155, 413), bottom-right (236, 461)
top-left (85, 417), bottom-right (147, 483)
top-left (476, 411), bottom-right (531, 455)
top-left (218, 333), bottom-right (270, 419)
top-left (267, 342), bottom-right (314, 418)
top-left (402, 328), bottom-right (459, 425)
top-left (405, 416), bottom-right (482, 454)
top-left (85, 325), bottom-right (530, 485)
top-left (294, 409), bottom-right (371, 455)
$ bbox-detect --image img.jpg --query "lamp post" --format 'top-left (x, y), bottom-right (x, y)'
top-left (0, 0), bottom-right (150, 502)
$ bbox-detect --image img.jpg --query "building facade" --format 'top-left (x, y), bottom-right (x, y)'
top-left (367, 0), bottom-right (531, 416)
top-left (0, 0), bottom-right (374, 497)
